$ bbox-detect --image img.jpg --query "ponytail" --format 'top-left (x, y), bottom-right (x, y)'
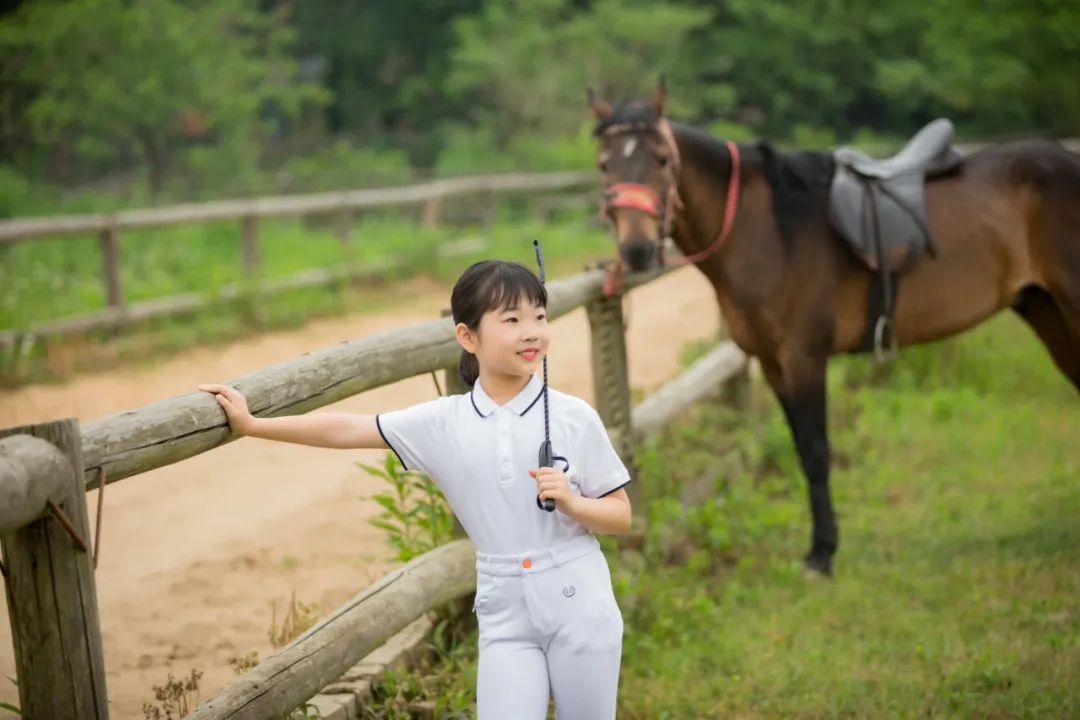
top-left (458, 350), bottom-right (480, 387)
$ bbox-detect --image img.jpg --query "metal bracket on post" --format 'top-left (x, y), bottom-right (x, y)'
top-left (46, 498), bottom-right (90, 553)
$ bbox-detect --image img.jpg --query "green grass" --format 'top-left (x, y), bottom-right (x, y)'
top-left (616, 314), bottom-right (1078, 718)
top-left (365, 313), bottom-right (1078, 718)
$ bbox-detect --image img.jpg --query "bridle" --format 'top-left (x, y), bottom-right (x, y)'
top-left (599, 119), bottom-right (742, 295)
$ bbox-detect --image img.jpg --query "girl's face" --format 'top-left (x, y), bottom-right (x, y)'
top-left (457, 294), bottom-right (550, 381)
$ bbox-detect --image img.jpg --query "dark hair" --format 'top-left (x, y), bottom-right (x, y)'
top-left (451, 260), bottom-right (547, 387)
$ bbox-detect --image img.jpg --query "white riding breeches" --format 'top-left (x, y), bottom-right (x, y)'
top-left (473, 534), bottom-right (624, 719)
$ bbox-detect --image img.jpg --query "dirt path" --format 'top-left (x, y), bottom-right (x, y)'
top-left (0, 267), bottom-right (718, 718)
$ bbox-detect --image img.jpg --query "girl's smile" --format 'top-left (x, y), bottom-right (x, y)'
top-left (518, 347), bottom-right (541, 362)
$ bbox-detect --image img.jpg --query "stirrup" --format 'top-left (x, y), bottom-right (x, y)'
top-left (874, 315), bottom-right (899, 364)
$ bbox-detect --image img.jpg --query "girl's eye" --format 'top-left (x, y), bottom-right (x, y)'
top-left (537, 314), bottom-right (547, 322)
top-left (505, 317), bottom-right (518, 323)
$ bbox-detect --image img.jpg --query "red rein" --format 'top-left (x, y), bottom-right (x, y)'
top-left (601, 137), bottom-right (742, 297)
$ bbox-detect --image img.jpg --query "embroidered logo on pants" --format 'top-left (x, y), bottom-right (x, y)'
top-left (562, 585), bottom-right (576, 598)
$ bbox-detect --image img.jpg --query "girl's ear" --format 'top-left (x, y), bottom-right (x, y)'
top-left (455, 322), bottom-right (478, 353)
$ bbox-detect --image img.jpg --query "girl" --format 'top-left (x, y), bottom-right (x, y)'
top-left (199, 259), bottom-right (632, 719)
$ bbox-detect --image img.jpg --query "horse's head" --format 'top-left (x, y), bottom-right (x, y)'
top-left (588, 77), bottom-right (680, 273)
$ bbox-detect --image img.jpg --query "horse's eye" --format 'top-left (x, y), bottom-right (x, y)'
top-left (598, 161), bottom-right (608, 173)
top-left (658, 156), bottom-right (669, 168)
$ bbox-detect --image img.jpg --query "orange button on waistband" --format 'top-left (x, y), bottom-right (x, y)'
top-left (522, 559), bottom-right (532, 569)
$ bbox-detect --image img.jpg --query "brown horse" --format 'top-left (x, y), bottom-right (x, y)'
top-left (588, 80), bottom-right (1080, 575)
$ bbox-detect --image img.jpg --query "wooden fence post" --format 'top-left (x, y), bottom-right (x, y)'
top-left (480, 191), bottom-right (496, 228)
top-left (421, 196), bottom-right (442, 229)
top-left (336, 208), bottom-right (352, 248)
top-left (0, 419), bottom-right (108, 719)
top-left (99, 224), bottom-right (124, 313)
top-left (585, 294), bottom-right (637, 507)
top-left (241, 215), bottom-right (260, 277)
top-left (337, 208), bottom-right (357, 280)
top-left (718, 320), bottom-right (751, 410)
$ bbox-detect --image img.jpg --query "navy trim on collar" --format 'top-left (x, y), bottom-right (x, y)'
top-left (469, 389), bottom-right (492, 418)
top-left (519, 386), bottom-right (545, 416)
top-left (470, 374), bottom-right (545, 418)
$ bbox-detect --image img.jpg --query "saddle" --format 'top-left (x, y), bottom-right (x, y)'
top-left (827, 118), bottom-right (964, 358)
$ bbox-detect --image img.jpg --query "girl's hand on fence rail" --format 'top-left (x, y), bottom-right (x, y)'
top-left (198, 384), bottom-right (255, 435)
top-left (198, 383), bottom-right (389, 449)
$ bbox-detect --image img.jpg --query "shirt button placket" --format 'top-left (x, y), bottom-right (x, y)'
top-left (497, 409), bottom-right (512, 483)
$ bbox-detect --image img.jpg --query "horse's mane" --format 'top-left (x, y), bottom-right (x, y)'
top-left (670, 122), bottom-right (835, 251)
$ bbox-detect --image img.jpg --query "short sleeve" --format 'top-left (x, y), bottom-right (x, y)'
top-left (573, 405), bottom-right (631, 499)
top-left (375, 397), bottom-right (450, 475)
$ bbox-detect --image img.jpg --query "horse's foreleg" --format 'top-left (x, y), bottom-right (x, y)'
top-left (760, 354), bottom-right (838, 575)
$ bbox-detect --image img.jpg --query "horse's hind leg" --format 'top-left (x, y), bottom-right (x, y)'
top-left (1025, 149), bottom-right (1080, 392)
top-left (1011, 285), bottom-right (1080, 393)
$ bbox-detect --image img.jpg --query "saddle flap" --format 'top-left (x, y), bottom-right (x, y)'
top-left (829, 167), bottom-right (929, 273)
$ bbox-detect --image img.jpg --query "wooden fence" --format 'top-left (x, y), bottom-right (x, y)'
top-left (0, 262), bottom-right (748, 719)
top-left (0, 171), bottom-right (595, 345)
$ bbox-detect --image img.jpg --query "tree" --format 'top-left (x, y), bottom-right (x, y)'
top-left (289, 0), bottom-right (482, 165)
top-left (446, 0), bottom-right (716, 144)
top-left (0, 0), bottom-right (326, 197)
top-left (913, 0), bottom-right (1080, 136)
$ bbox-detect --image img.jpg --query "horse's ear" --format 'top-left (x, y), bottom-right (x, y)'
top-left (587, 87), bottom-right (611, 120)
top-left (652, 74), bottom-right (667, 118)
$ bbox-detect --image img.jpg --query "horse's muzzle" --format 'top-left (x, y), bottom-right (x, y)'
top-left (620, 238), bottom-right (661, 272)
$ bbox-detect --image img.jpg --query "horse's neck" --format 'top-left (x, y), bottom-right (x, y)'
top-left (670, 131), bottom-right (757, 283)
top-left (670, 131), bottom-right (791, 324)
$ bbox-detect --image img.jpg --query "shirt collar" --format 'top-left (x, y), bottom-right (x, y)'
top-left (470, 374), bottom-right (545, 418)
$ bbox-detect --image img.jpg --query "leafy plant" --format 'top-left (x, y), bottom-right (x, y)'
top-left (361, 453), bottom-right (456, 562)
top-left (363, 615), bottom-right (477, 718)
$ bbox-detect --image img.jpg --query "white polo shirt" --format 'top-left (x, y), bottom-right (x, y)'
top-left (375, 374), bottom-right (630, 556)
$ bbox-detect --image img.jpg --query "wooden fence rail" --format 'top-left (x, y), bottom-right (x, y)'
top-left (0, 171), bottom-right (594, 244)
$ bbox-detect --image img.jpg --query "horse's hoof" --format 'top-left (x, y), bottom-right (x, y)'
top-left (802, 553), bottom-right (833, 578)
